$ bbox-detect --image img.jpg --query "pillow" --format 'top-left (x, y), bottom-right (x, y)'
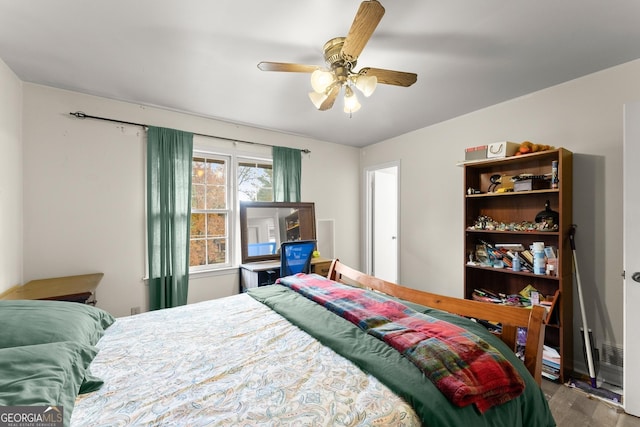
top-left (0, 299), bottom-right (116, 349)
top-left (0, 341), bottom-right (99, 427)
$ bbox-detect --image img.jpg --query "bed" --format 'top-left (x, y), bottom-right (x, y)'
top-left (0, 260), bottom-right (554, 426)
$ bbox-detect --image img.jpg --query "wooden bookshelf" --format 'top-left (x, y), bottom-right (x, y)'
top-left (462, 148), bottom-right (573, 382)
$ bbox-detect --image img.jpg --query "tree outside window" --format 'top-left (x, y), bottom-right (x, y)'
top-left (238, 161), bottom-right (273, 202)
top-left (189, 155), bottom-right (272, 269)
top-left (190, 157), bottom-right (228, 268)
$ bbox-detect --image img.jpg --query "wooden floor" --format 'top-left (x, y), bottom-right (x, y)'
top-left (542, 379), bottom-right (640, 426)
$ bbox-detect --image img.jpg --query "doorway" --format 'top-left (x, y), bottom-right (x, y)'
top-left (365, 162), bottom-right (399, 283)
top-left (623, 101), bottom-right (640, 417)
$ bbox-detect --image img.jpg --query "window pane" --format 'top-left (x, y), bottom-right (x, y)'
top-left (206, 213), bottom-right (226, 238)
top-left (189, 239), bottom-right (206, 266)
top-left (206, 159), bottom-right (225, 185)
top-left (207, 238), bottom-right (226, 264)
top-left (193, 158), bottom-right (206, 184)
top-left (192, 184), bottom-right (205, 210)
top-left (206, 159), bottom-right (226, 209)
top-left (191, 213), bottom-right (205, 237)
top-left (238, 161), bottom-right (273, 201)
top-left (205, 184), bottom-right (226, 209)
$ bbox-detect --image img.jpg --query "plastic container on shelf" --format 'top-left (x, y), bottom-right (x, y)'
top-left (512, 254), bottom-right (521, 272)
top-left (532, 242), bottom-right (546, 275)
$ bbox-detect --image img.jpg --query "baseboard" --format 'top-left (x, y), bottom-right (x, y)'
top-left (572, 360), bottom-right (623, 388)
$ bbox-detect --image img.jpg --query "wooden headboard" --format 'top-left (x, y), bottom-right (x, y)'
top-left (327, 260), bottom-right (545, 384)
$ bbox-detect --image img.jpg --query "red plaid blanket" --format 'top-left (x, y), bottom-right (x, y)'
top-left (277, 273), bottom-right (525, 413)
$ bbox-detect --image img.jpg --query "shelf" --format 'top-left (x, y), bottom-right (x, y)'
top-left (466, 188), bottom-right (559, 198)
top-left (465, 264), bottom-right (560, 280)
top-left (462, 147), bottom-right (573, 383)
top-left (458, 149), bottom-right (565, 168)
top-left (466, 229), bottom-right (559, 236)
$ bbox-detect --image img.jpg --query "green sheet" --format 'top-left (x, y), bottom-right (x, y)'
top-left (249, 284), bottom-right (556, 427)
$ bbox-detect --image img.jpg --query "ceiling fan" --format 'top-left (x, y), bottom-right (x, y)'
top-left (257, 0), bottom-right (417, 114)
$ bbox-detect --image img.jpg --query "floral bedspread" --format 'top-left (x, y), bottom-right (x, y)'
top-left (72, 294), bottom-right (419, 426)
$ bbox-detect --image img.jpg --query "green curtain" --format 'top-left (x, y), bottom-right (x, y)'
top-left (272, 146), bottom-right (301, 202)
top-left (147, 126), bottom-right (193, 310)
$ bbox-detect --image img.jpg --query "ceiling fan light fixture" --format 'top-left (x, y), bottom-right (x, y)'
top-left (258, 0), bottom-right (417, 113)
top-left (310, 69), bottom-right (336, 93)
top-left (343, 85), bottom-right (361, 114)
top-left (355, 74), bottom-right (377, 97)
top-left (308, 90), bottom-right (329, 110)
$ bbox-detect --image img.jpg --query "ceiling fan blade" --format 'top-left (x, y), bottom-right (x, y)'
top-left (319, 85), bottom-right (341, 111)
top-left (340, 0), bottom-right (385, 62)
top-left (359, 67), bottom-right (417, 87)
top-left (257, 62), bottom-right (319, 73)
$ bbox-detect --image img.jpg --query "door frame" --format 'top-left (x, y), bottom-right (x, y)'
top-left (363, 160), bottom-right (400, 282)
top-left (623, 101), bottom-right (640, 417)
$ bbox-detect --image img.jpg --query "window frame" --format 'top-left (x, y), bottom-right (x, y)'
top-left (189, 146), bottom-right (273, 273)
top-left (190, 152), bottom-right (232, 272)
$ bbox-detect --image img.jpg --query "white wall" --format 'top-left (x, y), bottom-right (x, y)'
top-left (0, 58), bottom-right (23, 294)
top-left (12, 56), bottom-right (640, 377)
top-left (21, 84), bottom-right (360, 317)
top-left (361, 58), bottom-right (640, 376)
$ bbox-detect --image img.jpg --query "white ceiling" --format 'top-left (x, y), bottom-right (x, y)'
top-left (1, 1), bottom-right (639, 147)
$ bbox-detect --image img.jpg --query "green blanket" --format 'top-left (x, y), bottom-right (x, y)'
top-left (249, 284), bottom-right (556, 427)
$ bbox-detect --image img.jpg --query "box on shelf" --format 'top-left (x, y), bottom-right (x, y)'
top-left (487, 141), bottom-right (519, 159)
top-left (514, 178), bottom-right (550, 192)
top-left (465, 145), bottom-right (487, 161)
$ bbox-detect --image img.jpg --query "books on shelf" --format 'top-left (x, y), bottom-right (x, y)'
top-left (542, 345), bottom-right (561, 381)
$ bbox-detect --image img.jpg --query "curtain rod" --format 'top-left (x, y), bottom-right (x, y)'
top-left (68, 111), bottom-right (311, 154)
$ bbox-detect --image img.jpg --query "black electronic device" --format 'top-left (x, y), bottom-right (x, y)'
top-left (535, 200), bottom-right (559, 226)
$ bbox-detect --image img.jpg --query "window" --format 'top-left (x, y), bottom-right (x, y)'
top-left (238, 160), bottom-right (273, 202)
top-left (190, 155), bottom-right (229, 269)
top-left (189, 152), bottom-right (272, 271)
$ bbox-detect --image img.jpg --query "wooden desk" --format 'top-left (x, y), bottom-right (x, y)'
top-left (240, 257), bottom-right (331, 292)
top-left (0, 273), bottom-right (104, 305)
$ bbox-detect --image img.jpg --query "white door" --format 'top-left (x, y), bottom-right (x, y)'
top-left (365, 162), bottom-right (399, 283)
top-left (623, 101), bottom-right (640, 417)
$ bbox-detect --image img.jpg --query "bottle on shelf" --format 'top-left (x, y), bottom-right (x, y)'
top-left (512, 254), bottom-right (521, 272)
top-left (532, 242), bottom-right (546, 275)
